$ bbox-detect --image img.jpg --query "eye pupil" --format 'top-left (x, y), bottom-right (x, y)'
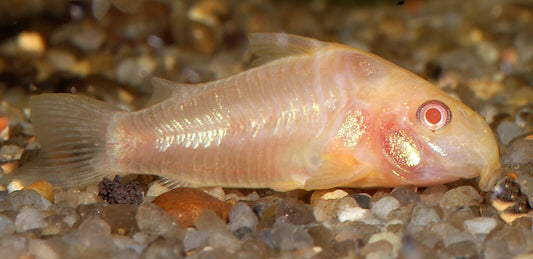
top-left (425, 107), bottom-right (442, 124)
top-left (417, 100), bottom-right (451, 131)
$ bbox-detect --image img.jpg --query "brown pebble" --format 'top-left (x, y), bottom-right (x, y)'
top-left (153, 187), bottom-right (231, 228)
top-left (24, 180), bottom-right (54, 203)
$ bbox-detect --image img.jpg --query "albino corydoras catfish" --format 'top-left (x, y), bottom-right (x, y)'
top-left (2, 33), bottom-right (501, 192)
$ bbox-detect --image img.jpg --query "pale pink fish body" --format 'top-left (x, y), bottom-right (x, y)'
top-left (2, 33), bottom-right (500, 191)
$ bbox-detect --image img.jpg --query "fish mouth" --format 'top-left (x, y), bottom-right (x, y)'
top-left (477, 162), bottom-right (502, 191)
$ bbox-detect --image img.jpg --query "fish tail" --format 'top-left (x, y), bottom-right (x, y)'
top-left (2, 94), bottom-right (121, 191)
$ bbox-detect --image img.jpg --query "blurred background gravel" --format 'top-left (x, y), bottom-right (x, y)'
top-left (0, 0), bottom-right (532, 258)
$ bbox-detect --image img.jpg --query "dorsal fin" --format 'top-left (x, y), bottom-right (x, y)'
top-left (248, 33), bottom-right (329, 66)
top-left (147, 77), bottom-right (195, 106)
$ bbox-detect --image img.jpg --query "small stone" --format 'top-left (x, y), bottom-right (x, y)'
top-left (17, 31), bottom-right (45, 53)
top-left (334, 221), bottom-right (380, 244)
top-left (310, 189), bottom-right (347, 206)
top-left (398, 234), bottom-right (437, 258)
top-left (142, 237), bottom-right (184, 258)
top-left (420, 185), bottom-right (447, 207)
top-left (409, 203), bottom-right (440, 226)
top-left (313, 196), bottom-right (359, 228)
top-left (183, 229), bottom-right (209, 252)
top-left (101, 204), bottom-right (137, 233)
top-left (0, 213), bottom-right (16, 234)
top-left (24, 180), bottom-right (54, 203)
top-left (270, 220), bottom-right (313, 250)
top-left (136, 203), bottom-right (182, 238)
top-left (207, 230), bottom-right (241, 253)
top-left (361, 240), bottom-right (393, 258)
top-left (439, 186), bottom-right (482, 211)
top-left (351, 193), bottom-right (371, 209)
top-left (503, 134), bottom-right (533, 164)
top-left (446, 240), bottom-right (478, 258)
top-left (116, 57), bottom-right (155, 87)
top-left (28, 239), bottom-right (62, 259)
top-left (483, 239), bottom-right (511, 259)
top-left (275, 198), bottom-right (314, 225)
top-left (0, 117), bottom-right (8, 141)
top-left (485, 225), bottom-right (532, 255)
top-left (8, 189), bottom-right (49, 210)
top-left (321, 189), bottom-right (349, 200)
top-left (463, 217), bottom-right (498, 235)
top-left (15, 206), bottom-right (45, 232)
top-left (371, 196), bottom-right (400, 219)
top-left (368, 232), bottom-right (401, 255)
top-left (78, 184), bottom-right (101, 205)
top-left (152, 187), bottom-right (231, 228)
top-left (391, 186), bottom-right (420, 206)
top-left (496, 121), bottom-right (526, 145)
top-left (338, 207), bottom-right (368, 222)
top-left (228, 202), bottom-right (258, 235)
top-left (0, 144), bottom-right (24, 162)
top-left (253, 196), bottom-right (277, 229)
top-left (194, 209), bottom-right (226, 232)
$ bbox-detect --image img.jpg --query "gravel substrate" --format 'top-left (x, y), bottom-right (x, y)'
top-left (1, 0), bottom-right (533, 258)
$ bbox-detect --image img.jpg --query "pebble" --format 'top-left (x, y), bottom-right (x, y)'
top-left (135, 203), bottom-right (182, 238)
top-left (270, 220), bottom-right (313, 250)
top-left (390, 186), bottom-right (420, 206)
top-left (228, 202), bottom-right (258, 235)
top-left (368, 232), bottom-right (401, 256)
top-left (439, 186), bottom-right (483, 211)
top-left (313, 196), bottom-right (359, 228)
top-left (409, 203), bottom-right (440, 227)
top-left (23, 180), bottom-right (54, 203)
top-left (101, 204), bottom-right (137, 234)
top-left (464, 217), bottom-right (498, 235)
top-left (152, 187), bottom-right (231, 228)
top-left (503, 134), bottom-right (533, 164)
top-left (420, 185), bottom-right (447, 207)
top-left (15, 206), bottom-right (45, 232)
top-left (0, 214), bottom-right (16, 234)
top-left (275, 198), bottom-right (314, 225)
top-left (194, 209), bottom-right (227, 232)
top-left (8, 189), bottom-right (50, 210)
top-left (496, 121), bottom-right (526, 145)
top-left (351, 193), bottom-right (371, 209)
top-left (371, 196), bottom-right (400, 219)
top-left (0, 117), bottom-right (8, 141)
top-left (17, 31), bottom-right (45, 54)
top-left (338, 206), bottom-right (368, 222)
top-left (0, 144), bottom-right (24, 162)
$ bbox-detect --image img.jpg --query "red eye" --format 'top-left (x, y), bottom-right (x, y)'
top-left (416, 100), bottom-right (451, 131)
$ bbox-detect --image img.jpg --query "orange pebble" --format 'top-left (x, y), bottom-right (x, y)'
top-left (153, 187), bottom-right (231, 228)
top-left (0, 117), bottom-right (8, 132)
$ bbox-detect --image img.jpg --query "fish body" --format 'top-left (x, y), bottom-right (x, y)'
top-left (2, 33), bottom-right (500, 191)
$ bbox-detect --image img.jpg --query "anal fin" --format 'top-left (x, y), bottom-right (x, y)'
top-left (304, 152), bottom-right (371, 190)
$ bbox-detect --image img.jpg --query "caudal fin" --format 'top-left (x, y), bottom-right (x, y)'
top-left (2, 94), bottom-right (122, 191)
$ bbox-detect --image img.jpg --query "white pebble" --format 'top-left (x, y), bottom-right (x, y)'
top-left (410, 203), bottom-right (440, 226)
top-left (371, 196), bottom-right (400, 219)
top-left (338, 207), bottom-right (368, 222)
top-left (321, 190), bottom-right (348, 200)
top-left (464, 217), bottom-right (498, 235)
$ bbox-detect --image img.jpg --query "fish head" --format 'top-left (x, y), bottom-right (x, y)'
top-left (372, 70), bottom-right (501, 190)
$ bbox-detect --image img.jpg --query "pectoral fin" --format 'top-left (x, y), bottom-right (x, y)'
top-left (304, 152), bottom-right (371, 190)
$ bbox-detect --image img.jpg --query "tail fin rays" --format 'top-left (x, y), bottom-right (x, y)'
top-left (2, 94), bottom-right (121, 190)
